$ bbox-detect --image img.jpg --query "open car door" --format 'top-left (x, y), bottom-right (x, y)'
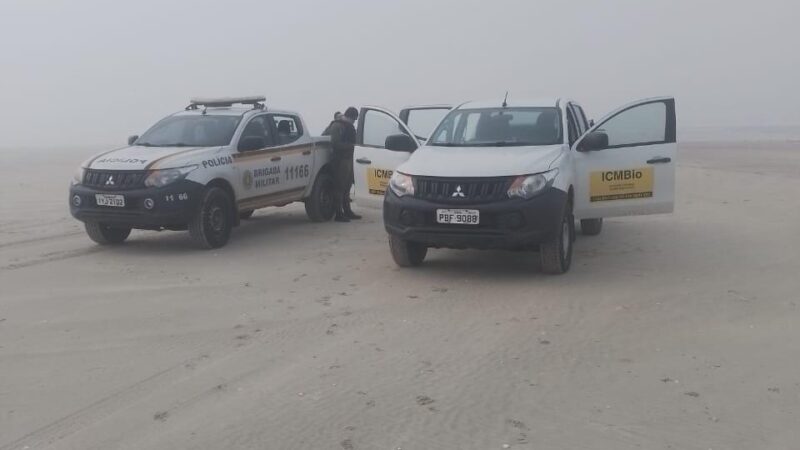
top-left (398, 105), bottom-right (451, 144)
top-left (573, 97), bottom-right (677, 219)
top-left (353, 107), bottom-right (421, 209)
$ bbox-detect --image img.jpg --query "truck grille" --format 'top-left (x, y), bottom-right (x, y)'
top-left (414, 176), bottom-right (511, 203)
top-left (83, 170), bottom-right (147, 190)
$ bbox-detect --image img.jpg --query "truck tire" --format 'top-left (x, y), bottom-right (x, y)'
top-left (239, 209), bottom-right (255, 220)
top-left (304, 172), bottom-right (336, 222)
top-left (540, 202), bottom-right (573, 274)
top-left (189, 187), bottom-right (234, 249)
top-left (389, 234), bottom-right (427, 267)
top-left (580, 218), bottom-right (603, 236)
top-left (84, 221), bottom-right (131, 245)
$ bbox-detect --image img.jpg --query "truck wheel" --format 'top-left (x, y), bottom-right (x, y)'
top-left (189, 187), bottom-right (234, 249)
top-left (304, 172), bottom-right (336, 222)
top-left (389, 234), bottom-right (427, 267)
top-left (84, 221), bottom-right (131, 245)
top-left (239, 209), bottom-right (255, 220)
top-left (540, 202), bottom-right (573, 274)
top-left (580, 218), bottom-right (603, 236)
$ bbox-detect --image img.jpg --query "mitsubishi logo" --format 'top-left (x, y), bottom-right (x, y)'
top-left (451, 185), bottom-right (465, 198)
top-left (105, 175), bottom-right (115, 186)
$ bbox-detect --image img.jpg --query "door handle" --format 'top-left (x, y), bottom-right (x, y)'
top-left (271, 156), bottom-right (281, 162)
top-left (647, 157), bottom-right (671, 164)
top-left (356, 158), bottom-right (372, 164)
top-left (302, 150), bottom-right (311, 155)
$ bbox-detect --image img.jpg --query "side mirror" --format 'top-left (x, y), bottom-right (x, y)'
top-left (385, 134), bottom-right (417, 152)
top-left (128, 135), bottom-right (139, 146)
top-left (238, 136), bottom-right (266, 152)
top-left (589, 119), bottom-right (595, 127)
top-left (577, 131), bottom-right (609, 152)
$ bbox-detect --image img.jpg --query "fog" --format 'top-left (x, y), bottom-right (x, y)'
top-left (1, 0), bottom-right (798, 147)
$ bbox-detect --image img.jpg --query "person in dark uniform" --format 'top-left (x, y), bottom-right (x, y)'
top-left (323, 107), bottom-right (361, 222)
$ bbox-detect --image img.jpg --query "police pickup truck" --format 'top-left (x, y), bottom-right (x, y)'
top-left (351, 97), bottom-right (677, 274)
top-left (69, 97), bottom-right (337, 248)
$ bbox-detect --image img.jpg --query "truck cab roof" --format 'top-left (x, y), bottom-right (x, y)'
top-left (172, 107), bottom-right (302, 118)
top-left (174, 96), bottom-right (302, 119)
top-left (458, 98), bottom-right (573, 109)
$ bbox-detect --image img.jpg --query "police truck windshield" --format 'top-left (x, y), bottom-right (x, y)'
top-left (135, 115), bottom-right (242, 147)
top-left (428, 107), bottom-right (563, 147)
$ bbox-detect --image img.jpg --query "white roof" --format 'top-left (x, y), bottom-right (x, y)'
top-left (459, 98), bottom-right (564, 109)
top-left (400, 104), bottom-right (452, 110)
top-left (173, 106), bottom-right (300, 117)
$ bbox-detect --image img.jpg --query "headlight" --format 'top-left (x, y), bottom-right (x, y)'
top-left (71, 167), bottom-right (86, 185)
top-left (389, 172), bottom-right (414, 197)
top-left (507, 169), bottom-right (558, 199)
top-left (144, 165), bottom-right (197, 188)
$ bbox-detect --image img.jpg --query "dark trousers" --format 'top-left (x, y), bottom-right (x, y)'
top-left (333, 157), bottom-right (353, 214)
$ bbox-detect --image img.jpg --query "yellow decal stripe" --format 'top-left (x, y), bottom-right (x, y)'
top-left (237, 187), bottom-right (305, 210)
top-left (232, 144), bottom-right (314, 162)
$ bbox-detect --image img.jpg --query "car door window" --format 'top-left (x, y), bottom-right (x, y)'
top-left (238, 115), bottom-right (274, 151)
top-left (404, 108), bottom-right (449, 140)
top-left (596, 101), bottom-right (668, 148)
top-left (362, 109), bottom-right (409, 148)
top-left (271, 114), bottom-right (302, 146)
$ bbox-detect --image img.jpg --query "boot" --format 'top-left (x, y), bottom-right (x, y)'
top-left (343, 197), bottom-right (361, 220)
top-left (334, 196), bottom-right (350, 222)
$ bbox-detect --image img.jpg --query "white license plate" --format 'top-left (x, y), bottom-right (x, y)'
top-left (95, 194), bottom-right (125, 207)
top-left (436, 209), bottom-right (479, 225)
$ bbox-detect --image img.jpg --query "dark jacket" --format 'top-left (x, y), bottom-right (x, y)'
top-left (323, 119), bottom-right (356, 159)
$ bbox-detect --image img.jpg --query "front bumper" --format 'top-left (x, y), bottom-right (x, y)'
top-left (384, 187), bottom-right (568, 250)
top-left (69, 180), bottom-right (205, 229)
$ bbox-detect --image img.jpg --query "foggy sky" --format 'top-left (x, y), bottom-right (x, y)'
top-left (1, 0), bottom-right (798, 147)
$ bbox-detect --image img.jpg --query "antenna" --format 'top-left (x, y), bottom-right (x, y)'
top-left (502, 91), bottom-right (509, 108)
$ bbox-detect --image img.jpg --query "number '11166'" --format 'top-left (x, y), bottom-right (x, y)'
top-left (285, 165), bottom-right (309, 180)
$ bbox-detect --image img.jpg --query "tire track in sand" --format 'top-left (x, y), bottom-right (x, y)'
top-left (0, 246), bottom-right (106, 271)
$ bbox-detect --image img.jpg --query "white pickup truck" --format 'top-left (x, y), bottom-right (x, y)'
top-left (351, 97), bottom-right (677, 274)
top-left (69, 97), bottom-right (337, 248)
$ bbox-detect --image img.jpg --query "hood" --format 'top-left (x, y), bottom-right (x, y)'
top-left (82, 145), bottom-right (210, 171)
top-left (399, 144), bottom-right (565, 177)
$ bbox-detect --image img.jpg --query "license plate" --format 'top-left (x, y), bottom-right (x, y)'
top-left (95, 194), bottom-right (125, 207)
top-left (436, 209), bottom-right (479, 225)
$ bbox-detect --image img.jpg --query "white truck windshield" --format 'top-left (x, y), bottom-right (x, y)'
top-left (429, 107), bottom-right (562, 147)
top-left (136, 115), bottom-right (242, 147)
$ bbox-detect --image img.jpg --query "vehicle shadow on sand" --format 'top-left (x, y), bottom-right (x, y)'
top-left (106, 211), bottom-right (724, 285)
top-left (115, 209), bottom-right (326, 253)
top-left (417, 249), bottom-right (552, 279)
top-left (402, 217), bottom-right (730, 282)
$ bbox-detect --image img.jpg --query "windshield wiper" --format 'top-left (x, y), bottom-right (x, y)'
top-left (135, 142), bottom-right (155, 147)
top-left (429, 142), bottom-right (461, 147)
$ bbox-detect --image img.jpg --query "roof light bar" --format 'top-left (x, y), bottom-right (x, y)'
top-left (186, 96), bottom-right (266, 110)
